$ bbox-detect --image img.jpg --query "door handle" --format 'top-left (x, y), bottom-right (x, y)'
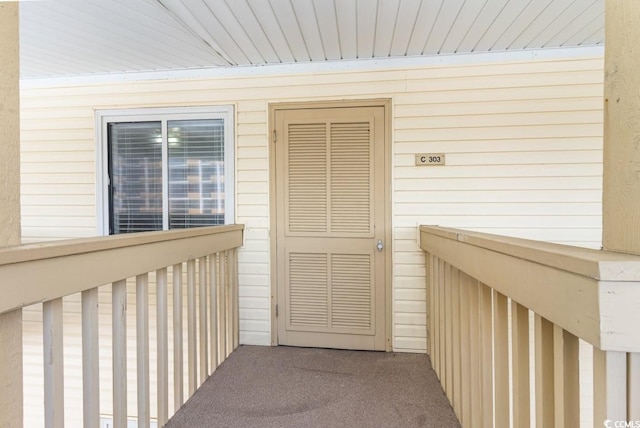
top-left (377, 240), bottom-right (384, 252)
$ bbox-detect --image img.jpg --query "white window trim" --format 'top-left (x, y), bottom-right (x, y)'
top-left (95, 105), bottom-right (235, 236)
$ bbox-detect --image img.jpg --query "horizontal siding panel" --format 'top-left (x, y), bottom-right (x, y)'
top-left (395, 176), bottom-right (603, 191)
top-left (394, 97), bottom-right (604, 117)
top-left (395, 137), bottom-right (603, 153)
top-left (395, 150), bottom-right (602, 166)
top-left (395, 110), bottom-right (603, 129)
top-left (397, 84), bottom-right (602, 104)
top-left (395, 124), bottom-right (603, 142)
top-left (395, 189), bottom-right (602, 203)
top-left (395, 164), bottom-right (602, 178)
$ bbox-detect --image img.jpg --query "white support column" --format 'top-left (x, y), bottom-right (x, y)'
top-left (0, 4), bottom-right (22, 428)
top-left (603, 0), bottom-right (640, 256)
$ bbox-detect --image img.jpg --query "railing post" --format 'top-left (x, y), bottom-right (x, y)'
top-left (209, 254), bottom-right (219, 371)
top-left (136, 274), bottom-right (150, 428)
top-left (187, 259), bottom-right (197, 395)
top-left (173, 264), bottom-right (184, 410)
top-left (594, 349), bottom-right (627, 426)
top-left (82, 288), bottom-right (100, 427)
top-left (198, 257), bottom-right (208, 384)
top-left (511, 302), bottom-right (530, 428)
top-left (156, 268), bottom-right (168, 426)
top-left (43, 298), bottom-right (64, 428)
top-left (112, 280), bottom-right (127, 428)
top-left (0, 309), bottom-right (23, 428)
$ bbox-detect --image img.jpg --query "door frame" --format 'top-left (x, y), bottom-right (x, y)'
top-left (268, 99), bottom-right (393, 351)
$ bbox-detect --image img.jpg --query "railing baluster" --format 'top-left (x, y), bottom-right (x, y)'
top-left (494, 291), bottom-right (509, 428)
top-left (553, 326), bottom-right (579, 427)
top-left (0, 309), bottom-right (23, 428)
top-left (219, 252), bottom-right (227, 359)
top-left (187, 259), bottom-right (197, 395)
top-left (81, 289), bottom-right (100, 427)
top-left (594, 349), bottom-right (627, 426)
top-left (451, 267), bottom-right (461, 418)
top-left (511, 302), bottom-right (530, 428)
top-left (210, 253), bottom-right (219, 371)
top-left (156, 268), bottom-right (168, 426)
top-left (136, 274), bottom-right (150, 428)
top-left (629, 353), bottom-right (640, 421)
top-left (535, 314), bottom-right (555, 428)
top-left (172, 264), bottom-right (184, 409)
top-left (199, 257), bottom-right (208, 385)
top-left (459, 272), bottom-right (471, 426)
top-left (438, 258), bottom-right (445, 380)
top-left (43, 298), bottom-right (64, 428)
top-left (468, 279), bottom-right (481, 426)
top-left (426, 253), bottom-right (433, 358)
top-left (479, 282), bottom-right (493, 428)
top-left (444, 263), bottom-right (453, 402)
top-left (432, 255), bottom-right (440, 376)
top-left (112, 280), bottom-right (127, 428)
top-left (230, 248), bottom-right (239, 350)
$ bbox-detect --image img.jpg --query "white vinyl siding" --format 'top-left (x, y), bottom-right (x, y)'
top-left (20, 55), bottom-right (604, 359)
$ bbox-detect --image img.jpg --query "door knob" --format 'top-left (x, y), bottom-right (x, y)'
top-left (377, 240), bottom-right (384, 252)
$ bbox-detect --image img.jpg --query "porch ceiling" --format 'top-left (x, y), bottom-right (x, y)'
top-left (19, 0), bottom-right (604, 79)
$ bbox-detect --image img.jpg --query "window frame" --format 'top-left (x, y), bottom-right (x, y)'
top-left (96, 106), bottom-right (235, 236)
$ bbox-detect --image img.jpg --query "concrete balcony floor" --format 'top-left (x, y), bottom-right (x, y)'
top-left (166, 345), bottom-right (460, 428)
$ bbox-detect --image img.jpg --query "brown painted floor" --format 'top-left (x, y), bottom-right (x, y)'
top-left (165, 345), bottom-right (461, 428)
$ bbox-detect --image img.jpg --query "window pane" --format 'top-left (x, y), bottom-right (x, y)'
top-left (108, 122), bottom-right (163, 234)
top-left (168, 119), bottom-right (225, 228)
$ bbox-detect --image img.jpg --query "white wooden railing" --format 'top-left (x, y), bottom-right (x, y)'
top-left (0, 224), bottom-right (243, 428)
top-left (420, 226), bottom-right (640, 428)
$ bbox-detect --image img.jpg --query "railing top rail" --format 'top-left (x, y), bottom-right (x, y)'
top-left (421, 225), bottom-right (640, 281)
top-left (0, 225), bottom-right (244, 315)
top-left (0, 224), bottom-right (244, 267)
top-left (420, 225), bottom-right (640, 352)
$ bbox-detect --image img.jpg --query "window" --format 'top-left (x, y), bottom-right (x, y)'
top-left (97, 106), bottom-right (234, 235)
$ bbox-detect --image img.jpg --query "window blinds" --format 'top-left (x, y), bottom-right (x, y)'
top-left (108, 121), bottom-right (163, 234)
top-left (168, 119), bottom-right (225, 228)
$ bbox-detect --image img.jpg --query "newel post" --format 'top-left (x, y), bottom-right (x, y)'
top-left (0, 2), bottom-right (23, 427)
top-left (600, 0), bottom-right (640, 424)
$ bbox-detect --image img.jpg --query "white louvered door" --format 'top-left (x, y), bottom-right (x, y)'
top-left (275, 106), bottom-right (386, 350)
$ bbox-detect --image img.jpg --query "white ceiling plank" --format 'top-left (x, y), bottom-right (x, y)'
top-left (456, 0), bottom-right (510, 53)
top-left (21, 2), bottom-right (193, 74)
top-left (356, 0), bottom-right (378, 59)
top-left (373, 0), bottom-right (401, 57)
top-left (246, 0), bottom-right (295, 63)
top-left (225, 0), bottom-right (280, 63)
top-left (566, 13), bottom-right (605, 46)
top-left (390, 0), bottom-right (424, 56)
top-left (490, 0), bottom-right (556, 51)
top-left (508, 0), bottom-right (581, 50)
top-left (545, 0), bottom-right (604, 48)
top-left (313, 0), bottom-right (341, 60)
top-left (440, 0), bottom-right (491, 53)
top-left (164, 0), bottom-right (251, 65)
top-left (268, 0), bottom-right (310, 62)
top-left (291, 0), bottom-right (326, 61)
top-left (521, 0), bottom-right (592, 49)
top-left (202, 0), bottom-right (266, 64)
top-left (94, 0), bottom-right (225, 66)
top-left (335, 0), bottom-right (358, 59)
top-left (422, 0), bottom-right (466, 54)
top-left (157, 0), bottom-right (239, 65)
top-left (405, 0), bottom-right (443, 56)
top-left (473, 0), bottom-right (530, 52)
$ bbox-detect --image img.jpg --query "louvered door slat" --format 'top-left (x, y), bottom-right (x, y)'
top-left (331, 122), bottom-right (372, 234)
top-left (287, 123), bottom-right (327, 233)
